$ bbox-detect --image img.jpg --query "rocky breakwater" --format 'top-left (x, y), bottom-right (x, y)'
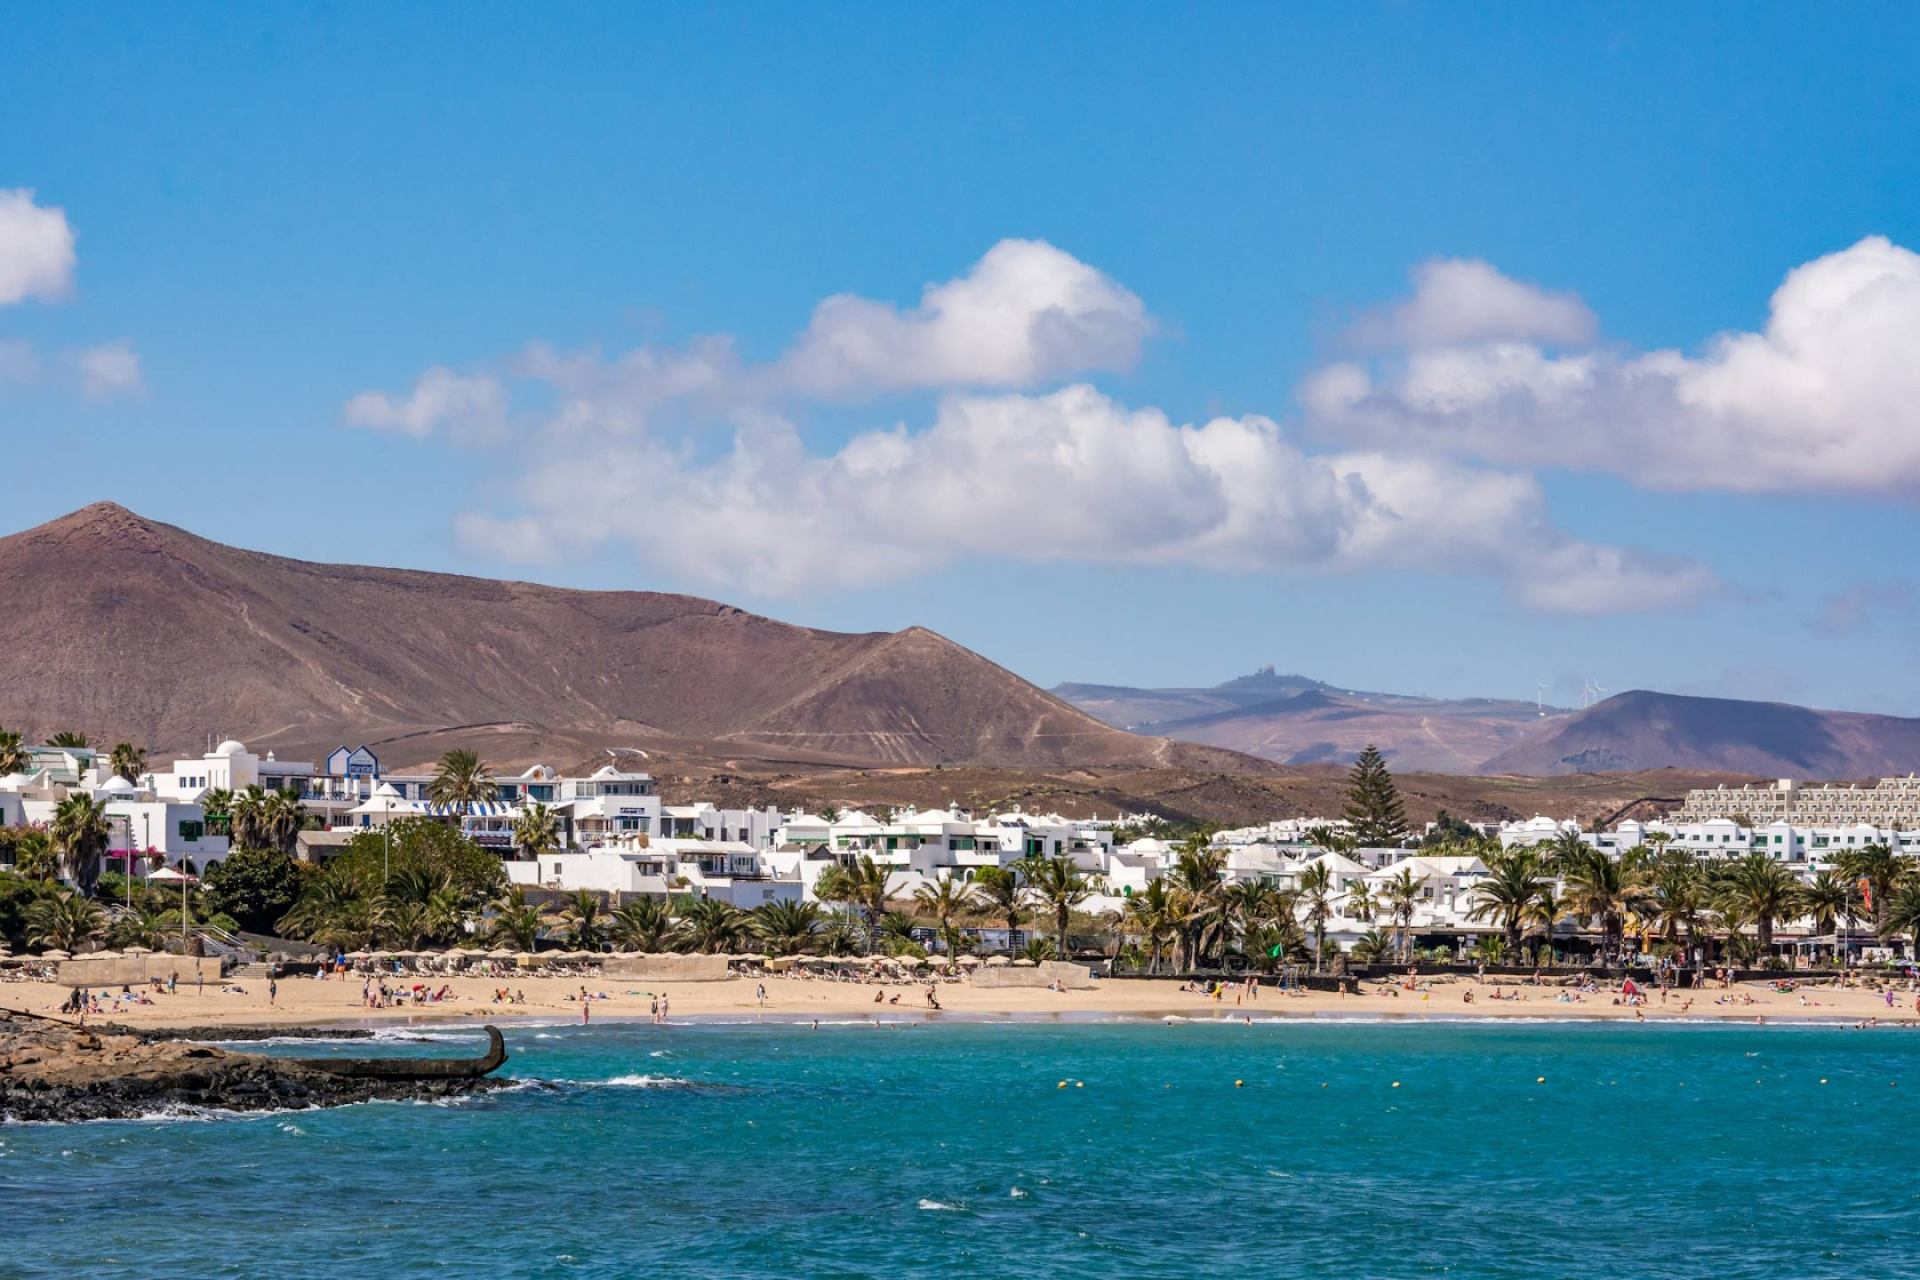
top-left (0, 1012), bottom-right (510, 1122)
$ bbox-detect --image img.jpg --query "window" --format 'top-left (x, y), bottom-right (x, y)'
top-left (179, 820), bottom-right (204, 842)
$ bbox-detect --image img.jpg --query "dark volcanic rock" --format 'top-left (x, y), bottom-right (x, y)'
top-left (0, 1013), bottom-right (504, 1123)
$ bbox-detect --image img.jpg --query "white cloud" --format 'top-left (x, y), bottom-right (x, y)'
top-left (1304, 236), bottom-right (1920, 496)
top-left (458, 385), bottom-right (1710, 613)
top-left (0, 189), bottom-right (75, 306)
top-left (345, 366), bottom-right (508, 442)
top-left (1345, 257), bottom-right (1596, 348)
top-left (345, 239), bottom-right (1150, 437)
top-left (772, 238), bottom-right (1150, 397)
top-left (72, 342), bottom-right (144, 401)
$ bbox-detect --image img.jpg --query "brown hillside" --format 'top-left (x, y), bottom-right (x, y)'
top-left (0, 503), bottom-right (1259, 772)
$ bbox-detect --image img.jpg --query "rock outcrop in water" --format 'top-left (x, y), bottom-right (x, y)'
top-left (0, 1013), bottom-right (508, 1123)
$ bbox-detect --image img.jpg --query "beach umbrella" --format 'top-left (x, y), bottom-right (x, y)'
top-left (486, 948), bottom-right (513, 960)
top-left (123, 945), bottom-right (151, 955)
top-left (346, 950), bottom-right (370, 960)
top-left (957, 955), bottom-right (982, 968)
top-left (41, 949), bottom-right (71, 960)
top-left (985, 956), bottom-right (1010, 967)
top-left (1012, 958), bottom-right (1037, 967)
top-left (515, 952), bottom-right (539, 966)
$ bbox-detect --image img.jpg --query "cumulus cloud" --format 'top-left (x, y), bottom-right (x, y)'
top-left (772, 238), bottom-right (1150, 396)
top-left (1303, 236), bottom-right (1920, 496)
top-left (344, 239), bottom-right (1149, 437)
top-left (1344, 257), bottom-right (1596, 349)
top-left (457, 385), bottom-right (1711, 613)
top-left (345, 366), bottom-right (509, 442)
top-left (0, 189), bottom-right (75, 306)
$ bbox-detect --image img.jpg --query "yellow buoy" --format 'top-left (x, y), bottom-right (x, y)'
top-left (1391, 1081), bottom-right (1401, 1089)
top-left (1057, 1080), bottom-right (1067, 1089)
top-left (1536, 1076), bottom-right (1545, 1084)
top-left (1820, 1078), bottom-right (1828, 1085)
top-left (1075, 1081), bottom-right (1084, 1089)
top-left (1234, 1079), bottom-right (1244, 1088)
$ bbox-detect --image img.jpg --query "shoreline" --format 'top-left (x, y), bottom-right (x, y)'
top-left (12, 971), bottom-right (1914, 1035)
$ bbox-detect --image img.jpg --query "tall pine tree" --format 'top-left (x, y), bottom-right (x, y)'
top-left (1343, 744), bottom-right (1408, 848)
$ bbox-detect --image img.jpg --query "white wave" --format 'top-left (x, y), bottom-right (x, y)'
top-left (600, 1074), bottom-right (694, 1088)
top-left (1009, 1187), bottom-right (1029, 1199)
top-left (917, 1198), bottom-right (966, 1212)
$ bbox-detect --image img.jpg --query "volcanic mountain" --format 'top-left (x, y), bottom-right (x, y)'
top-left (1479, 689), bottom-right (1920, 778)
top-left (0, 503), bottom-right (1258, 772)
top-left (1055, 667), bottom-right (1564, 773)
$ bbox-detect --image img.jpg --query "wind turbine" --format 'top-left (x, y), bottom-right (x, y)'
top-left (1582, 678), bottom-right (1608, 709)
top-left (1535, 682), bottom-right (1547, 717)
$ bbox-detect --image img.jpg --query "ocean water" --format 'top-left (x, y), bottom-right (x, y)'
top-left (3, 1016), bottom-right (1917, 1279)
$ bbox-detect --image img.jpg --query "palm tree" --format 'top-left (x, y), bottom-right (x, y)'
top-left (1122, 880), bottom-right (1178, 974)
top-left (1468, 849), bottom-right (1544, 956)
top-left (1876, 881), bottom-right (1920, 958)
top-left (610, 896), bottom-right (674, 951)
top-left (47, 731), bottom-right (89, 749)
top-left (49, 791), bottom-right (112, 895)
top-left (424, 884), bottom-right (467, 943)
top-left (1167, 844), bottom-right (1227, 967)
top-left (1715, 852), bottom-right (1799, 952)
top-left (381, 898), bottom-right (432, 948)
top-left (1021, 854), bottom-right (1096, 958)
top-left (1344, 881), bottom-right (1377, 923)
top-left (1381, 868), bottom-right (1422, 964)
top-left (557, 889), bottom-right (608, 950)
top-left (108, 742), bottom-right (147, 784)
top-left (0, 728), bottom-right (29, 774)
top-left (200, 787), bottom-right (234, 837)
top-left (1645, 851), bottom-right (1708, 966)
top-left (677, 897), bottom-right (748, 953)
top-left (751, 899), bottom-right (824, 956)
top-left (813, 855), bottom-right (891, 952)
top-left (1562, 848), bottom-right (1636, 964)
top-left (913, 875), bottom-right (977, 960)
top-left (1837, 843), bottom-right (1908, 930)
top-left (110, 901), bottom-right (176, 950)
top-left (1798, 870), bottom-right (1854, 955)
top-left (278, 876), bottom-right (368, 942)
top-left (428, 749), bottom-right (496, 809)
top-left (971, 866), bottom-right (1025, 953)
top-left (261, 789), bottom-right (306, 854)
top-left (876, 911), bottom-right (922, 956)
top-left (1524, 885), bottom-right (1568, 964)
top-left (487, 886), bottom-right (547, 951)
top-left (1541, 828), bottom-right (1590, 875)
top-left (1297, 861), bottom-right (1335, 973)
top-left (12, 830), bottom-right (57, 881)
top-left (514, 801), bottom-right (562, 861)
top-left (1351, 927), bottom-right (1395, 964)
top-left (228, 786), bottom-right (269, 849)
top-left (27, 892), bottom-right (106, 951)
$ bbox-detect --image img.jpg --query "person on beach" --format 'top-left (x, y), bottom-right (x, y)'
top-left (268, 975), bottom-right (278, 1006)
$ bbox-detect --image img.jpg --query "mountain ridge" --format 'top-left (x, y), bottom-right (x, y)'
top-left (0, 503), bottom-right (1263, 773)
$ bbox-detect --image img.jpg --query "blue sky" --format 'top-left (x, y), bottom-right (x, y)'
top-left (4, 5), bottom-right (1919, 712)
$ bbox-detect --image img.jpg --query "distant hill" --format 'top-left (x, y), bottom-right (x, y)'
top-left (1054, 667), bottom-right (1563, 773)
top-left (0, 503), bottom-right (1263, 773)
top-left (1480, 689), bottom-right (1920, 777)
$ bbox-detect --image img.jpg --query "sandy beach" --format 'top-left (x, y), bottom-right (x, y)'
top-left (6, 971), bottom-right (1918, 1031)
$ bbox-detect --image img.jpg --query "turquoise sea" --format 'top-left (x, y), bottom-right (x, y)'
top-left (3, 1017), bottom-right (1916, 1279)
